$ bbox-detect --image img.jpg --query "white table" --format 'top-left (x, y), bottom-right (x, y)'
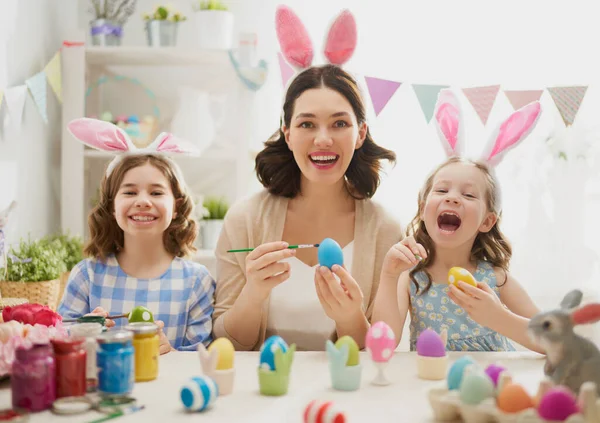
top-left (0, 351), bottom-right (546, 422)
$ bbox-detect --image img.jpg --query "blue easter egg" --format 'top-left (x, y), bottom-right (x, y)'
top-left (318, 238), bottom-right (344, 269)
top-left (259, 335), bottom-right (288, 371)
top-left (447, 355), bottom-right (477, 390)
top-left (127, 115), bottom-right (140, 123)
top-left (180, 376), bottom-right (219, 411)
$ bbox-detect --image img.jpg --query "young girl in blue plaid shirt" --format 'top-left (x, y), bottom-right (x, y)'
top-left (58, 118), bottom-right (215, 354)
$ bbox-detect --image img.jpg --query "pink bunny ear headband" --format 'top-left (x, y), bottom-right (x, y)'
top-left (67, 118), bottom-right (200, 181)
top-left (275, 5), bottom-right (358, 121)
top-left (432, 89), bottom-right (542, 211)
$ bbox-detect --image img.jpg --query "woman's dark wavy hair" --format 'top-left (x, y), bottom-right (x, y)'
top-left (255, 64), bottom-right (396, 199)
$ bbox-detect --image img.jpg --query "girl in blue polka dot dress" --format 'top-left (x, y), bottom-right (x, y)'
top-left (373, 89), bottom-right (545, 353)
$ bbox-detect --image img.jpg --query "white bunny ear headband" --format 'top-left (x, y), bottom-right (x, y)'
top-left (275, 5), bottom-right (358, 120)
top-left (432, 89), bottom-right (542, 210)
top-left (67, 118), bottom-right (200, 180)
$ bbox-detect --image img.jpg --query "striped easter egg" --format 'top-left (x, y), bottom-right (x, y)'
top-left (180, 376), bottom-right (219, 412)
top-left (303, 400), bottom-right (346, 423)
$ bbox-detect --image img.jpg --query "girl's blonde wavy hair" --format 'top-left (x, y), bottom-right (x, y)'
top-left (84, 155), bottom-right (197, 260)
top-left (407, 157), bottom-right (512, 295)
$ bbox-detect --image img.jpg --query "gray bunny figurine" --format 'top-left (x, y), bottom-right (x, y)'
top-left (528, 289), bottom-right (600, 395)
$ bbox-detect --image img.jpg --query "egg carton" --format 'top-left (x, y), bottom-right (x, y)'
top-left (428, 373), bottom-right (600, 423)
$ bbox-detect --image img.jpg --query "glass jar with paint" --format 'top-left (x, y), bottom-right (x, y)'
top-left (52, 337), bottom-right (87, 398)
top-left (11, 343), bottom-right (56, 412)
top-left (124, 322), bottom-right (159, 382)
top-left (68, 322), bottom-right (103, 391)
top-left (96, 330), bottom-right (134, 397)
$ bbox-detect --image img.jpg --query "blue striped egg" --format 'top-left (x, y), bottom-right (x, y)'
top-left (180, 376), bottom-right (219, 412)
top-left (259, 335), bottom-right (288, 371)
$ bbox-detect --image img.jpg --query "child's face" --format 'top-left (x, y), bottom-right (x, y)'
top-left (422, 162), bottom-right (497, 248)
top-left (113, 163), bottom-right (177, 240)
top-left (283, 87), bottom-right (367, 187)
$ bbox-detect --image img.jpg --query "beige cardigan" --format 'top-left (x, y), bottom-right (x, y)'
top-left (212, 190), bottom-right (403, 351)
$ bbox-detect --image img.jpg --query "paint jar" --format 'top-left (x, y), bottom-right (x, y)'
top-left (68, 322), bottom-right (103, 391)
top-left (11, 343), bottom-right (56, 411)
top-left (96, 330), bottom-right (134, 397)
top-left (125, 322), bottom-right (159, 382)
top-left (52, 337), bottom-right (87, 398)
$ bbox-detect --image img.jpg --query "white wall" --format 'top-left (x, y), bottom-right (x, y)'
top-left (0, 0), bottom-right (79, 247)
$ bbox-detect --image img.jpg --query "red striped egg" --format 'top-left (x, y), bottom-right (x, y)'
top-left (303, 400), bottom-right (346, 423)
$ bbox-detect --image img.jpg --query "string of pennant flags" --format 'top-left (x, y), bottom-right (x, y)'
top-left (278, 52), bottom-right (589, 128)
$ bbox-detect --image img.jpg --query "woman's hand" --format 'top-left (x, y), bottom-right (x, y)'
top-left (86, 306), bottom-right (115, 328)
top-left (155, 320), bottom-right (174, 355)
top-left (380, 236), bottom-right (428, 280)
top-left (315, 265), bottom-right (365, 325)
top-left (448, 282), bottom-right (506, 330)
top-left (243, 242), bottom-right (296, 302)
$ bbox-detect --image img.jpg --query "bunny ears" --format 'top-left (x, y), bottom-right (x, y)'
top-left (275, 5), bottom-right (357, 72)
top-left (67, 118), bottom-right (200, 176)
top-left (433, 89), bottom-right (542, 167)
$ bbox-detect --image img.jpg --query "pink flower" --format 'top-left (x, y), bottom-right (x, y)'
top-left (2, 304), bottom-right (62, 327)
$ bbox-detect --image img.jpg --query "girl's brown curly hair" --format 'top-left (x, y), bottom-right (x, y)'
top-left (408, 157), bottom-right (512, 295)
top-left (84, 155), bottom-right (197, 261)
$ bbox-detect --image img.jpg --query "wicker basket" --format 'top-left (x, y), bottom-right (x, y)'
top-left (58, 271), bottom-right (70, 304)
top-left (0, 280), bottom-right (60, 311)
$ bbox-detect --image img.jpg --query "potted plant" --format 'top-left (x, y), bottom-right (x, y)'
top-left (192, 0), bottom-right (234, 49)
top-left (89, 0), bottom-right (137, 46)
top-left (199, 196), bottom-right (229, 250)
top-left (143, 5), bottom-right (187, 47)
top-left (0, 238), bottom-right (66, 311)
top-left (42, 234), bottom-right (84, 303)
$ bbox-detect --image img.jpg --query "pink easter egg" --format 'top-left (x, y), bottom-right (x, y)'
top-left (538, 386), bottom-right (580, 421)
top-left (365, 321), bottom-right (396, 363)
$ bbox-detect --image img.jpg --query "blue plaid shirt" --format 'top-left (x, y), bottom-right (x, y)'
top-left (57, 255), bottom-right (215, 351)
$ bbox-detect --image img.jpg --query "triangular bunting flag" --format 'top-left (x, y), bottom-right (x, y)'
top-left (277, 52), bottom-right (295, 88)
top-left (44, 51), bottom-right (62, 103)
top-left (462, 85), bottom-right (500, 125)
top-left (547, 86), bottom-right (588, 126)
top-left (364, 76), bottom-right (402, 117)
top-left (25, 71), bottom-right (48, 124)
top-left (504, 90), bottom-right (543, 110)
top-left (412, 84), bottom-right (449, 123)
top-left (4, 86), bottom-right (27, 126)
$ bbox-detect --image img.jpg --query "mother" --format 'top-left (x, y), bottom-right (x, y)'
top-left (212, 8), bottom-right (402, 351)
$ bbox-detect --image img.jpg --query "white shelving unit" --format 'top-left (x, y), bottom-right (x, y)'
top-left (61, 45), bottom-right (257, 273)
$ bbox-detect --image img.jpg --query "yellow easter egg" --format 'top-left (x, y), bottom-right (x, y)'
top-left (208, 337), bottom-right (235, 370)
top-left (448, 267), bottom-right (477, 291)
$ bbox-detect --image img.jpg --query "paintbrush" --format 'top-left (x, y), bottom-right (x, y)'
top-left (62, 313), bottom-right (130, 323)
top-left (227, 243), bottom-right (320, 253)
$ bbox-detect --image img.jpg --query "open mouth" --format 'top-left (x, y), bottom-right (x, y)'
top-left (129, 215), bottom-right (157, 223)
top-left (437, 212), bottom-right (461, 233)
top-left (309, 153), bottom-right (339, 168)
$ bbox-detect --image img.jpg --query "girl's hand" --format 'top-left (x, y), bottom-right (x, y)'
top-left (86, 306), bottom-right (115, 328)
top-left (155, 320), bottom-right (174, 355)
top-left (448, 281), bottom-right (506, 330)
top-left (381, 236), bottom-right (428, 280)
top-left (315, 265), bottom-right (365, 325)
top-left (244, 242), bottom-right (296, 302)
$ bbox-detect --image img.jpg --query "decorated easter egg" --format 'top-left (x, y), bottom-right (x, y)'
top-left (128, 306), bottom-right (154, 323)
top-left (365, 321), bottom-right (396, 363)
top-left (447, 355), bottom-right (476, 390)
top-left (416, 329), bottom-right (446, 357)
top-left (304, 400), bottom-right (346, 423)
top-left (459, 368), bottom-right (494, 405)
top-left (538, 386), bottom-right (580, 421)
top-left (448, 267), bottom-right (477, 290)
top-left (318, 238), bottom-right (344, 269)
top-left (180, 376), bottom-right (218, 412)
top-left (259, 335), bottom-right (288, 371)
top-left (208, 338), bottom-right (235, 370)
top-left (497, 383), bottom-right (534, 414)
top-left (484, 363), bottom-right (507, 387)
top-left (335, 336), bottom-right (359, 366)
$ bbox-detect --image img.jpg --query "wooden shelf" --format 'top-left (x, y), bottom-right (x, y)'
top-left (85, 47), bottom-right (231, 67)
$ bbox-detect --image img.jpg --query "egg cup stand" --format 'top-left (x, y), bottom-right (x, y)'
top-left (417, 355), bottom-right (449, 381)
top-left (371, 361), bottom-right (392, 386)
top-left (428, 370), bottom-right (600, 423)
top-left (258, 344), bottom-right (296, 396)
top-left (326, 340), bottom-right (362, 391)
top-left (198, 344), bottom-right (235, 396)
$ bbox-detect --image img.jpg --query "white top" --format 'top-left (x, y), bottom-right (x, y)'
top-left (266, 241), bottom-right (354, 351)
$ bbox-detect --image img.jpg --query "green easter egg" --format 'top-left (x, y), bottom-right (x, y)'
top-left (128, 306), bottom-right (154, 323)
top-left (335, 336), bottom-right (359, 366)
top-left (459, 368), bottom-right (494, 405)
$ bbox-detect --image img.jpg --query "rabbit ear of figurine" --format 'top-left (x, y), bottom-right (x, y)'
top-left (197, 343), bottom-right (219, 371)
top-left (571, 303), bottom-right (600, 326)
top-left (560, 289), bottom-right (584, 310)
top-left (325, 340), bottom-right (348, 369)
top-left (497, 371), bottom-right (513, 392)
top-left (439, 328), bottom-right (448, 348)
